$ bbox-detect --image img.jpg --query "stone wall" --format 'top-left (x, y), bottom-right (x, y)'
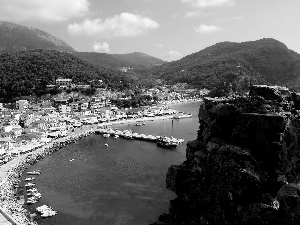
top-left (154, 85), bottom-right (300, 225)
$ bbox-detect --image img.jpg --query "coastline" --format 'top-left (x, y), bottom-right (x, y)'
top-left (0, 99), bottom-right (202, 224)
top-left (0, 126), bottom-right (96, 224)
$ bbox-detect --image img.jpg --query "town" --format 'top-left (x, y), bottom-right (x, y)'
top-left (0, 78), bottom-right (206, 166)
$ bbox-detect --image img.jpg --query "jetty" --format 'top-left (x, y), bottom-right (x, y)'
top-left (95, 127), bottom-right (184, 147)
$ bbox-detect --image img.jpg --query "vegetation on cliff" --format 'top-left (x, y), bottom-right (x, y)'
top-left (155, 85), bottom-right (300, 225)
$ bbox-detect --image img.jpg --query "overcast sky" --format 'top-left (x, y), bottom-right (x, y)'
top-left (0, 0), bottom-right (299, 61)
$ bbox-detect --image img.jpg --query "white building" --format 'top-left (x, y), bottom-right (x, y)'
top-left (56, 78), bottom-right (72, 87)
top-left (16, 100), bottom-right (29, 111)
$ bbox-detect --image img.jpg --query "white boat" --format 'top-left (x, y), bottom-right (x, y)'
top-left (114, 135), bottom-right (119, 138)
top-left (27, 170), bottom-right (41, 175)
top-left (103, 133), bottom-right (110, 138)
top-left (25, 183), bottom-right (35, 187)
top-left (25, 177), bottom-right (35, 181)
top-left (104, 143), bottom-right (108, 147)
top-left (36, 205), bottom-right (57, 217)
top-left (173, 113), bottom-right (193, 119)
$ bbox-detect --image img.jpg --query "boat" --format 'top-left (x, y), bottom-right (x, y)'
top-left (25, 183), bottom-right (35, 187)
top-left (135, 123), bottom-right (142, 126)
top-left (103, 133), bottom-right (110, 138)
top-left (26, 198), bottom-right (38, 204)
top-left (157, 137), bottom-right (178, 148)
top-left (142, 122), bottom-right (146, 125)
top-left (114, 135), bottom-right (119, 138)
top-left (104, 143), bottom-right (108, 147)
top-left (36, 205), bottom-right (57, 218)
top-left (25, 177), bottom-right (35, 181)
top-left (27, 170), bottom-right (41, 175)
top-left (173, 113), bottom-right (193, 120)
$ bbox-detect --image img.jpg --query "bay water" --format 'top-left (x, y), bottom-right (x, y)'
top-left (22, 101), bottom-right (202, 225)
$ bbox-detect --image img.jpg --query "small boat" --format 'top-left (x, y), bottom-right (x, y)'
top-left (69, 159), bottom-right (74, 162)
top-left (142, 122), bottom-right (146, 125)
top-left (104, 143), bottom-right (108, 147)
top-left (114, 135), bottom-right (119, 139)
top-left (27, 198), bottom-right (38, 204)
top-left (27, 170), bottom-right (41, 175)
top-left (36, 205), bottom-right (57, 218)
top-left (135, 123), bottom-right (142, 126)
top-left (25, 183), bottom-right (35, 187)
top-left (25, 177), bottom-right (35, 181)
top-left (103, 133), bottom-right (110, 138)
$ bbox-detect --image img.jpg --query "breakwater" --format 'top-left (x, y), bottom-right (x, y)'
top-left (0, 129), bottom-right (95, 225)
top-left (154, 85), bottom-right (300, 225)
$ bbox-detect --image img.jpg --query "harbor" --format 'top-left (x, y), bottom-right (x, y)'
top-left (0, 101), bottom-right (201, 225)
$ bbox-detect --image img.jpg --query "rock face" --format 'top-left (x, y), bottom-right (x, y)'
top-left (154, 85), bottom-right (300, 225)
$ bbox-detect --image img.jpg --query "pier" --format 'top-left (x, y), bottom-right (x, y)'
top-left (95, 127), bottom-right (184, 146)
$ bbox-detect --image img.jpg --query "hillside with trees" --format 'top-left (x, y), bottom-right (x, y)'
top-left (72, 51), bottom-right (166, 69)
top-left (0, 50), bottom-right (132, 101)
top-left (0, 21), bottom-right (76, 53)
top-left (141, 38), bottom-right (300, 95)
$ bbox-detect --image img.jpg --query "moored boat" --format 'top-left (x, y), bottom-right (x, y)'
top-left (27, 170), bottom-right (41, 175)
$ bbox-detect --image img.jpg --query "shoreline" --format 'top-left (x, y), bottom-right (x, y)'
top-left (0, 99), bottom-right (202, 224)
top-left (0, 127), bottom-right (96, 224)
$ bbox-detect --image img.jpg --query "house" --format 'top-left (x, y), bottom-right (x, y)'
top-left (56, 78), bottom-right (72, 87)
top-left (79, 100), bottom-right (89, 111)
top-left (70, 102), bottom-right (79, 111)
top-left (59, 105), bottom-right (71, 114)
top-left (16, 100), bottom-right (29, 111)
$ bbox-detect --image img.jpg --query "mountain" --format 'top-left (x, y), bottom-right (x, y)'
top-left (72, 51), bottom-right (166, 69)
top-left (0, 50), bottom-right (132, 101)
top-left (141, 38), bottom-right (300, 94)
top-left (0, 21), bottom-right (76, 53)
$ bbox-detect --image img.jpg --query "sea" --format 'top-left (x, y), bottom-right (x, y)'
top-left (22, 101), bottom-right (202, 225)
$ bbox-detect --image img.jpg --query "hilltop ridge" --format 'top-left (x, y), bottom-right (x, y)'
top-left (141, 38), bottom-right (300, 93)
top-left (0, 21), bottom-right (76, 53)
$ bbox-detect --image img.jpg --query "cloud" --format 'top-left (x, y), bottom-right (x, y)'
top-left (154, 43), bottom-right (164, 48)
top-left (0, 0), bottom-right (90, 22)
top-left (167, 51), bottom-right (182, 61)
top-left (183, 10), bottom-right (214, 18)
top-left (181, 0), bottom-right (234, 8)
top-left (92, 42), bottom-right (110, 53)
top-left (68, 13), bottom-right (159, 38)
top-left (195, 24), bottom-right (222, 33)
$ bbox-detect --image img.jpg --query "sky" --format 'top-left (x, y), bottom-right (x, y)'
top-left (0, 0), bottom-right (299, 61)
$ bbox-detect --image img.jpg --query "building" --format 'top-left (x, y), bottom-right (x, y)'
top-left (59, 105), bottom-right (71, 114)
top-left (79, 100), bottom-right (89, 111)
top-left (16, 100), bottom-right (29, 111)
top-left (56, 78), bottom-right (72, 87)
top-left (70, 102), bottom-right (79, 111)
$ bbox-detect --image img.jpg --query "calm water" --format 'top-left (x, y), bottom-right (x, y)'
top-left (23, 101), bottom-right (202, 225)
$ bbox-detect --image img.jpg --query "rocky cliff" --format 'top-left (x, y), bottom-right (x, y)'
top-left (154, 85), bottom-right (300, 225)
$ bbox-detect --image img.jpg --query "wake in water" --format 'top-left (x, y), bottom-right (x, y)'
top-left (114, 159), bottom-right (165, 179)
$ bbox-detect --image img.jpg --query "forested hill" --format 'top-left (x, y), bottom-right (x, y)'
top-left (0, 21), bottom-right (76, 53)
top-left (141, 38), bottom-right (300, 93)
top-left (0, 50), bottom-right (131, 100)
top-left (72, 51), bottom-right (166, 69)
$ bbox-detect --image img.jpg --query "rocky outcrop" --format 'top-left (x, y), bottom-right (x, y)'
top-left (154, 85), bottom-right (300, 225)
